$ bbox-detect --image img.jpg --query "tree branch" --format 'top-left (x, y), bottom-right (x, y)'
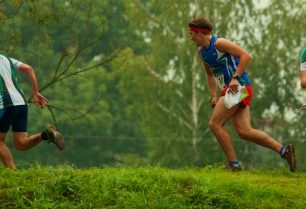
top-left (157, 102), bottom-right (193, 131)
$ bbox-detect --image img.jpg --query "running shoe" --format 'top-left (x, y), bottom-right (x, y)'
top-left (223, 163), bottom-right (242, 172)
top-left (281, 144), bottom-right (296, 172)
top-left (45, 125), bottom-right (65, 150)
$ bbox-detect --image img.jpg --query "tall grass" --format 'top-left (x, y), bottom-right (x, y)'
top-left (0, 166), bottom-right (305, 208)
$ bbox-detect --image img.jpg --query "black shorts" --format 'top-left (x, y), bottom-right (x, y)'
top-left (0, 105), bottom-right (28, 132)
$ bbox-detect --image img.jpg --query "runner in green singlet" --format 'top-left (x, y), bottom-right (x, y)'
top-left (300, 46), bottom-right (306, 110)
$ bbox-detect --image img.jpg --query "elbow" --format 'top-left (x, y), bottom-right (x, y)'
top-left (246, 53), bottom-right (252, 61)
top-left (26, 66), bottom-right (34, 72)
top-left (25, 65), bottom-right (34, 71)
top-left (240, 53), bottom-right (252, 64)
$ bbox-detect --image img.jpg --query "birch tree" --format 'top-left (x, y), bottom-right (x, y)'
top-left (121, 0), bottom-right (306, 169)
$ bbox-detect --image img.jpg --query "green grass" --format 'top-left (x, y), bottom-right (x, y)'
top-left (0, 166), bottom-right (305, 209)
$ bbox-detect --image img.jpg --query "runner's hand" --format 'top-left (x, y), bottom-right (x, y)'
top-left (302, 104), bottom-right (306, 111)
top-left (211, 96), bottom-right (218, 108)
top-left (229, 78), bottom-right (239, 94)
top-left (32, 92), bottom-right (48, 108)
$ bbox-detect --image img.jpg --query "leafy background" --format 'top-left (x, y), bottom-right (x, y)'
top-left (0, 0), bottom-right (305, 170)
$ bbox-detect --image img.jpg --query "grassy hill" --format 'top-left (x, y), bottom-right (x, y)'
top-left (0, 166), bottom-right (305, 209)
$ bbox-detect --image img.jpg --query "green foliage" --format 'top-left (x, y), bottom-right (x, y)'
top-left (0, 0), bottom-right (147, 168)
top-left (0, 0), bottom-right (305, 171)
top-left (1, 166), bottom-right (306, 208)
top-left (121, 0), bottom-right (306, 169)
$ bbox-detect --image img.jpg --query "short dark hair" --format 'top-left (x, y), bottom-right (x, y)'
top-left (189, 17), bottom-right (213, 32)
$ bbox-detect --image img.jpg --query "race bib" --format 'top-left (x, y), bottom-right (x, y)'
top-left (214, 74), bottom-right (225, 89)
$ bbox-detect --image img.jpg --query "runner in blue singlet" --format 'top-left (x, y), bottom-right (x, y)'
top-left (189, 17), bottom-right (296, 172)
top-left (198, 35), bottom-right (251, 88)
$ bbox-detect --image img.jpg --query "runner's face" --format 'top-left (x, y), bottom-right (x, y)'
top-left (189, 31), bottom-right (201, 46)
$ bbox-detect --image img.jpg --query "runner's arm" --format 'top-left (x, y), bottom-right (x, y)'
top-left (19, 64), bottom-right (39, 95)
top-left (203, 61), bottom-right (217, 99)
top-left (201, 58), bottom-right (218, 107)
top-left (19, 63), bottom-right (48, 107)
top-left (197, 48), bottom-right (217, 98)
top-left (215, 38), bottom-right (251, 76)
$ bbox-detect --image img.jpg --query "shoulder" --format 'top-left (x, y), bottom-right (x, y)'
top-left (0, 54), bottom-right (11, 65)
top-left (0, 54), bottom-right (19, 64)
top-left (4, 56), bottom-right (23, 70)
top-left (0, 54), bottom-right (9, 61)
top-left (215, 38), bottom-right (235, 47)
top-left (215, 38), bottom-right (236, 52)
top-left (301, 46), bottom-right (306, 55)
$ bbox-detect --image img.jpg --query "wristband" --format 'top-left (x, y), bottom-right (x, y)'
top-left (210, 96), bottom-right (217, 108)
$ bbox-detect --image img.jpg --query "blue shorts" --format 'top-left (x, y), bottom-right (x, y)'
top-left (0, 105), bottom-right (28, 132)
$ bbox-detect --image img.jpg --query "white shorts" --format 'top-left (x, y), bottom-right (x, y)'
top-left (301, 61), bottom-right (306, 71)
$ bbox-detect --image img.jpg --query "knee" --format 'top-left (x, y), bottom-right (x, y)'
top-left (208, 120), bottom-right (221, 132)
top-left (236, 129), bottom-right (251, 140)
top-left (13, 140), bottom-right (27, 151)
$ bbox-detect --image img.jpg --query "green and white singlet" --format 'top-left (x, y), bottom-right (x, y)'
top-left (0, 55), bottom-right (26, 109)
top-left (300, 46), bottom-right (306, 71)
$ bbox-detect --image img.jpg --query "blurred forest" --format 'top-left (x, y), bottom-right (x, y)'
top-left (0, 0), bottom-right (305, 170)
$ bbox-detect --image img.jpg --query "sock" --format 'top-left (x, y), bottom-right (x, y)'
top-left (279, 146), bottom-right (286, 156)
top-left (41, 130), bottom-right (50, 140)
top-left (228, 160), bottom-right (240, 166)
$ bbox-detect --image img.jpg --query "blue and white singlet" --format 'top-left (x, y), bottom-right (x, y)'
top-left (198, 35), bottom-right (251, 89)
